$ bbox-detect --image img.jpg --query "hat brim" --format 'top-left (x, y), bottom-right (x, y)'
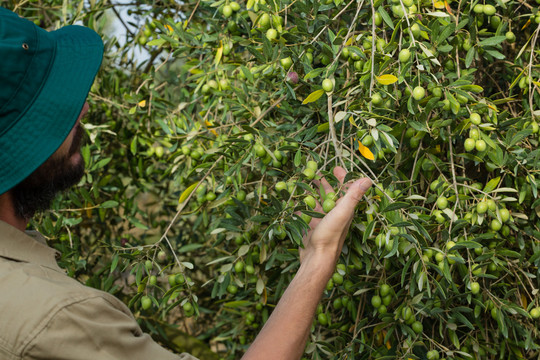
top-left (0, 25), bottom-right (103, 194)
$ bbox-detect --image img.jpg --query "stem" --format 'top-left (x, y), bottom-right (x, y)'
top-left (327, 94), bottom-right (346, 168)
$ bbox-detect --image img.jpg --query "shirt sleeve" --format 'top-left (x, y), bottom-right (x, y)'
top-left (23, 295), bottom-right (197, 360)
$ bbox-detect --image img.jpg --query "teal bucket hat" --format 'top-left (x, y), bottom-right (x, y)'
top-left (0, 7), bottom-right (103, 195)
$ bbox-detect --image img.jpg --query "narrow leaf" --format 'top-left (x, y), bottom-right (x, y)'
top-left (147, 38), bottom-right (166, 47)
top-left (478, 36), bottom-right (507, 47)
top-left (377, 6), bottom-right (394, 29)
top-left (100, 200), bottom-right (119, 208)
top-left (483, 177), bottom-right (500, 193)
top-left (465, 47), bottom-right (475, 68)
top-left (215, 41), bottom-right (223, 65)
top-left (304, 68), bottom-right (324, 81)
top-left (179, 182), bottom-right (199, 204)
top-left (302, 89), bottom-right (325, 104)
top-left (380, 201), bottom-right (410, 212)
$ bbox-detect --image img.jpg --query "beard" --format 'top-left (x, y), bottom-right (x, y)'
top-left (11, 124), bottom-right (85, 220)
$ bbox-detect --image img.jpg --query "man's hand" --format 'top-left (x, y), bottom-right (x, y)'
top-left (242, 168), bottom-right (371, 360)
top-left (300, 166), bottom-right (372, 265)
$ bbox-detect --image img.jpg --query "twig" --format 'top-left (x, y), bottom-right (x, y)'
top-left (295, 0), bottom-right (357, 64)
top-left (90, 94), bottom-right (129, 109)
top-left (327, 0), bottom-right (364, 72)
top-left (447, 126), bottom-right (461, 235)
top-left (250, 95), bottom-right (286, 127)
top-left (185, 0), bottom-right (202, 28)
top-left (327, 94), bottom-right (347, 168)
top-left (111, 5), bottom-right (135, 37)
top-left (368, 0), bottom-right (376, 98)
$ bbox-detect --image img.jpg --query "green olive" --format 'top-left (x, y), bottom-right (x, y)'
top-left (322, 199), bottom-right (336, 213)
top-left (436, 196), bottom-right (448, 210)
top-left (222, 5), bottom-right (233, 18)
top-left (304, 195), bottom-right (317, 209)
top-left (303, 168), bottom-right (315, 180)
top-left (322, 79), bottom-right (334, 92)
top-left (411, 320), bottom-right (423, 334)
top-left (412, 86), bottom-right (426, 101)
top-left (475, 139), bottom-right (487, 152)
top-left (464, 138), bottom-right (476, 152)
top-left (477, 201), bottom-right (488, 214)
top-left (371, 295), bottom-right (382, 308)
top-left (470, 112), bottom-right (482, 125)
top-left (470, 281), bottom-right (480, 294)
top-left (371, 93), bottom-right (383, 106)
top-left (266, 28), bottom-right (278, 41)
top-left (141, 296), bottom-right (152, 310)
top-left (398, 48), bottom-right (411, 63)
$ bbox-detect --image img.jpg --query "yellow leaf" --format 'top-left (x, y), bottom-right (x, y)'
top-left (215, 41), bottom-right (223, 65)
top-left (138, 100), bottom-right (146, 107)
top-left (434, 0), bottom-right (452, 13)
top-left (205, 120), bottom-right (218, 136)
top-left (349, 116), bottom-right (357, 127)
top-left (302, 89), bottom-right (325, 104)
top-left (521, 293), bottom-right (527, 308)
top-left (486, 104), bottom-right (499, 112)
top-left (522, 18), bottom-right (531, 31)
top-left (179, 182), bottom-right (199, 204)
top-left (345, 37), bottom-right (354, 46)
top-left (445, 1), bottom-right (453, 14)
top-left (374, 332), bottom-right (383, 346)
top-left (165, 24), bottom-right (173, 33)
top-left (358, 140), bottom-right (375, 160)
top-left (376, 74), bottom-right (398, 85)
top-left (433, 1), bottom-right (444, 8)
top-left (433, 0), bottom-right (453, 14)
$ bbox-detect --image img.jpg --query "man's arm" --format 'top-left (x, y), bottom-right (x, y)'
top-left (242, 168), bottom-right (372, 360)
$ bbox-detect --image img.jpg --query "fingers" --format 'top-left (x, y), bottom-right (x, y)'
top-left (312, 200), bottom-right (323, 213)
top-left (309, 201), bottom-right (323, 229)
top-left (309, 166), bottom-right (372, 215)
top-left (333, 166), bottom-right (347, 186)
top-left (317, 166), bottom-right (366, 195)
top-left (337, 178), bottom-right (372, 214)
top-left (313, 175), bottom-right (333, 199)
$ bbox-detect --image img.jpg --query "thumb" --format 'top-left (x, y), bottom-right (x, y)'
top-left (337, 178), bottom-right (372, 214)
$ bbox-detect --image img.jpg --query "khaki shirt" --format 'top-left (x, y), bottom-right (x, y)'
top-left (0, 221), bottom-right (198, 360)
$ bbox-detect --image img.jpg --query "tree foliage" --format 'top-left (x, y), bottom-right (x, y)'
top-left (9, 0), bottom-right (540, 358)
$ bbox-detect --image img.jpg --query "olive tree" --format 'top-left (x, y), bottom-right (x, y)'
top-left (11, 0), bottom-right (540, 359)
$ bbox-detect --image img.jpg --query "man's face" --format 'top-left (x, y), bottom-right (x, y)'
top-left (11, 102), bottom-right (89, 219)
top-left (53, 102), bottom-right (88, 166)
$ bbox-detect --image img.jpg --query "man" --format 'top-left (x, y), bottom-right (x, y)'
top-left (0, 7), bottom-right (372, 360)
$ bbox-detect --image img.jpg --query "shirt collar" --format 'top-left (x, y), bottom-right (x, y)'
top-left (0, 220), bottom-right (63, 272)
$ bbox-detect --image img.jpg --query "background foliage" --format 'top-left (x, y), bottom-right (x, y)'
top-left (6, 0), bottom-right (540, 358)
